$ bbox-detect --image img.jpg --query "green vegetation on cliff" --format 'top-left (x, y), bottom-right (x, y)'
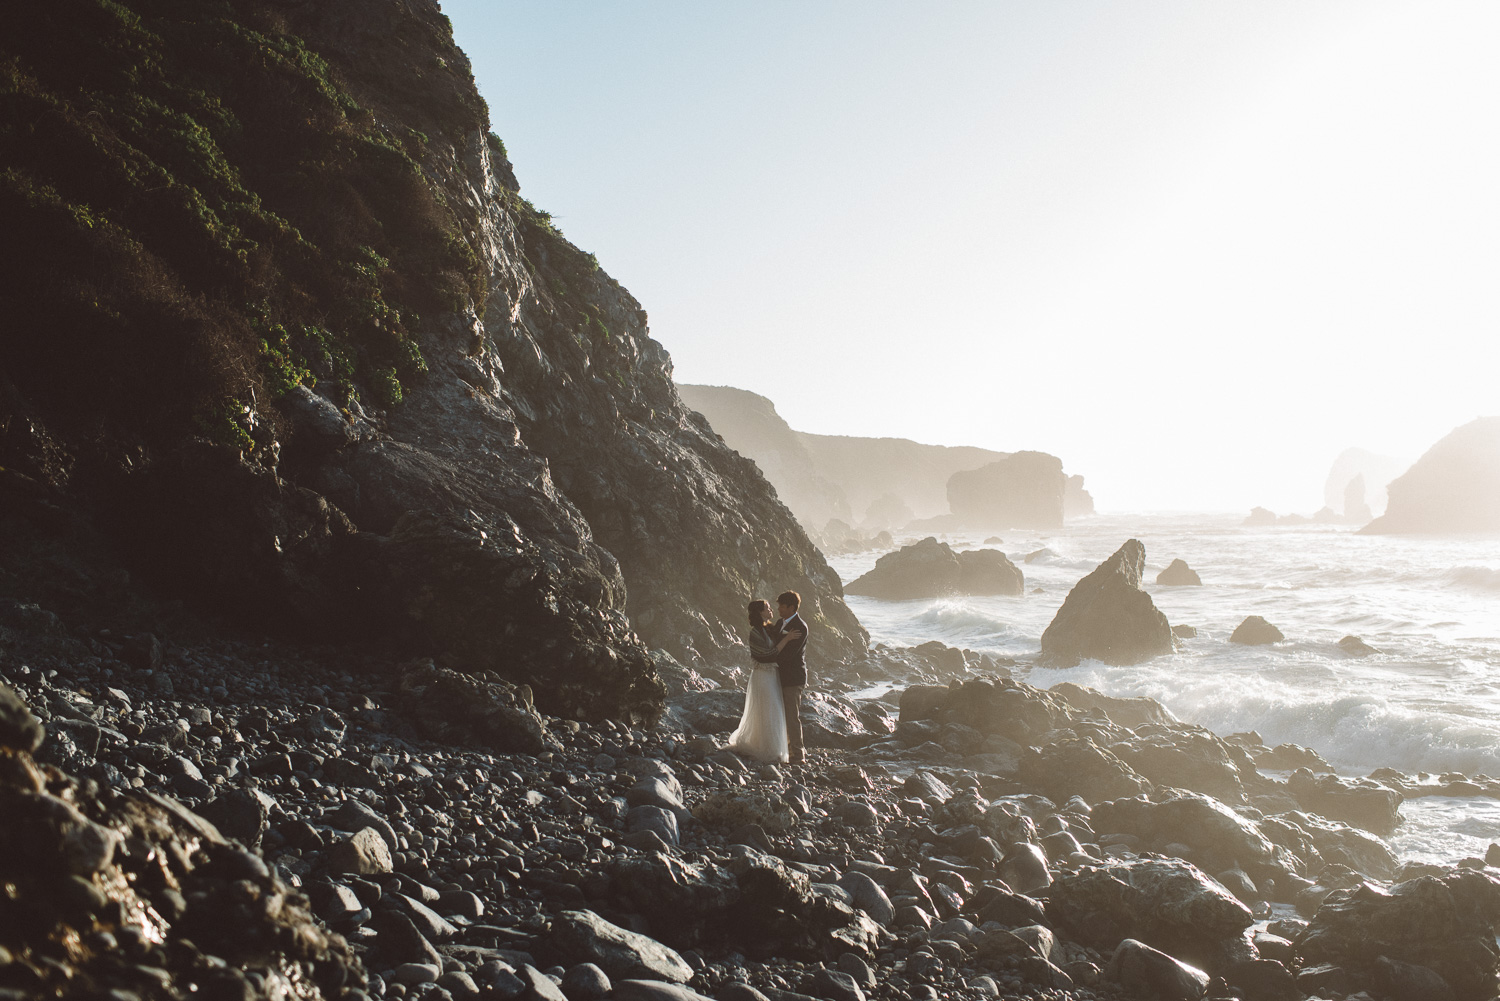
top-left (0, 0), bottom-right (487, 446)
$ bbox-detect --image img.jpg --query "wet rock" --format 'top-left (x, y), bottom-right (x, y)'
top-left (1090, 791), bottom-right (1283, 878)
top-left (1298, 874), bottom-right (1500, 1001)
top-left (1372, 956), bottom-right (1457, 1001)
top-left (1049, 682), bottom-right (1177, 728)
top-left (329, 827), bottom-right (395, 875)
top-left (1339, 635), bottom-right (1380, 657)
top-left (1017, 739), bottom-right (1151, 805)
top-left (1288, 768), bottom-right (1403, 835)
top-left (518, 964), bottom-right (570, 1001)
top-left (560, 963), bottom-right (611, 1001)
top-left (1156, 559), bottom-right (1202, 586)
top-left (549, 910), bottom-right (693, 984)
top-left (327, 800), bottom-right (400, 855)
top-left (999, 844), bottom-right (1051, 895)
top-left (836, 871), bottom-right (895, 925)
top-left (1105, 939), bottom-right (1209, 1001)
top-left (628, 805), bottom-right (681, 846)
top-left (1047, 858), bottom-right (1253, 972)
top-left (1172, 624), bottom-right (1198, 639)
top-left (728, 849), bottom-right (886, 959)
top-left (1040, 539), bottom-right (1175, 666)
top-left (1229, 616), bottom-right (1283, 645)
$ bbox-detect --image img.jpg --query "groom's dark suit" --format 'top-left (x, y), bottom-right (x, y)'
top-left (773, 613), bottom-right (808, 761)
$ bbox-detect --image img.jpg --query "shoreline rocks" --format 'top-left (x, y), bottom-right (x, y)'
top-left (1230, 616), bottom-right (1285, 645)
top-left (1155, 559), bottom-right (1202, 586)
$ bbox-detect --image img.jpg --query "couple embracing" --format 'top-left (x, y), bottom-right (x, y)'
top-left (727, 590), bottom-right (808, 765)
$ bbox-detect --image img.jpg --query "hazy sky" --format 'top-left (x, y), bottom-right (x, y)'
top-left (445, 2), bottom-right (1497, 513)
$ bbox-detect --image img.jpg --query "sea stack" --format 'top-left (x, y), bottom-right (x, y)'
top-left (1156, 559), bottom-right (1202, 586)
top-left (1040, 539), bottom-right (1175, 666)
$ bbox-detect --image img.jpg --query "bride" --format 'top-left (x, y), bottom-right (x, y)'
top-left (727, 599), bottom-right (797, 763)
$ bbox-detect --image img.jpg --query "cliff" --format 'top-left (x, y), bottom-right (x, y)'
top-left (1361, 418), bottom-right (1500, 535)
top-left (0, 0), bottom-right (865, 721)
top-left (678, 383), bottom-right (1093, 534)
top-left (674, 385), bottom-right (852, 530)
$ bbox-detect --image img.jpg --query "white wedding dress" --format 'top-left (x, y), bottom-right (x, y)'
top-left (727, 633), bottom-right (789, 762)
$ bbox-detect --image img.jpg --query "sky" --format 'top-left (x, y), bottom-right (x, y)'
top-left (444, 1), bottom-right (1499, 513)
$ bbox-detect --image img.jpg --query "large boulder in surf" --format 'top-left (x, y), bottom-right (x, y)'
top-left (1156, 559), bottom-right (1202, 586)
top-left (947, 451), bottom-right (1068, 530)
top-left (846, 537), bottom-right (959, 599)
top-left (957, 549), bottom-right (1024, 595)
top-left (1040, 540), bottom-right (1175, 666)
top-left (1298, 873), bottom-right (1500, 1001)
top-left (1362, 417), bottom-right (1500, 535)
top-left (846, 538), bottom-right (1023, 599)
top-left (1229, 616), bottom-right (1283, 645)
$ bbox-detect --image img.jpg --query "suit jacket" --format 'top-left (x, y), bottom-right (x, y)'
top-left (772, 614), bottom-right (809, 688)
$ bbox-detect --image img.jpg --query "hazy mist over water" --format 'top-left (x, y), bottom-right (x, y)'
top-left (450, 2), bottom-right (1500, 513)
top-left (829, 514), bottom-right (1500, 860)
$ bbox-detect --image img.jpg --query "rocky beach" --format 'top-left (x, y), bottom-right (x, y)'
top-left (4, 3), bottom-right (1500, 1001)
top-left (8, 520), bottom-right (1500, 1001)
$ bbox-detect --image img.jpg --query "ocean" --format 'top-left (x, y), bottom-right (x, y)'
top-left (826, 513), bottom-right (1500, 864)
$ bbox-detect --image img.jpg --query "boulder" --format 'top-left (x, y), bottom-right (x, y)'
top-left (1362, 418), bottom-right (1500, 534)
top-left (1046, 858), bottom-right (1254, 972)
top-left (1016, 739), bottom-right (1152, 806)
top-left (548, 910), bottom-right (693, 984)
top-left (604, 855), bottom-right (741, 949)
top-left (1039, 540), bottom-right (1175, 666)
top-left (956, 549), bottom-right (1024, 596)
top-left (1090, 791), bottom-right (1283, 879)
top-left (1339, 634), bottom-right (1380, 657)
top-left (1110, 729), bottom-right (1252, 805)
top-left (1267, 811), bottom-right (1399, 880)
top-left (1172, 624), bottom-right (1198, 639)
top-left (845, 538), bottom-right (1023, 599)
top-left (328, 827), bottom-right (393, 875)
top-left (1105, 939), bottom-right (1209, 1001)
top-left (1156, 559), bottom-right (1202, 586)
top-left (1229, 616), bottom-right (1283, 645)
top-left (1287, 769), bottom-right (1403, 835)
top-left (1298, 873), bottom-right (1500, 1001)
top-left (728, 849), bottom-right (887, 959)
top-left (394, 660), bottom-right (561, 754)
top-left (1050, 682), bottom-right (1176, 728)
top-left (845, 537), bottom-right (959, 599)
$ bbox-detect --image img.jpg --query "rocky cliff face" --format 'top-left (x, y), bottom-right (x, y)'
top-left (674, 385), bottom-right (852, 531)
top-left (1361, 418), bottom-right (1500, 535)
top-left (0, 0), bottom-right (864, 721)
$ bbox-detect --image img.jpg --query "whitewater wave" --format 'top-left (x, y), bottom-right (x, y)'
top-left (1447, 565), bottom-right (1500, 592)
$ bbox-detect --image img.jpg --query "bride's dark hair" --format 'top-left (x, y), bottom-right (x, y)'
top-left (747, 599), bottom-right (772, 628)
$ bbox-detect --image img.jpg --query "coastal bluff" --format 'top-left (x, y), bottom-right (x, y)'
top-left (677, 383), bottom-right (1094, 539)
top-left (0, 0), bottom-right (863, 720)
top-left (1361, 417), bottom-right (1500, 535)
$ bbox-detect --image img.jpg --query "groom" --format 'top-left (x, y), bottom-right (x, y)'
top-left (772, 590), bottom-right (808, 764)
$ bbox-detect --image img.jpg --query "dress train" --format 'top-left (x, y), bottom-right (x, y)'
top-left (727, 666), bottom-right (789, 763)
